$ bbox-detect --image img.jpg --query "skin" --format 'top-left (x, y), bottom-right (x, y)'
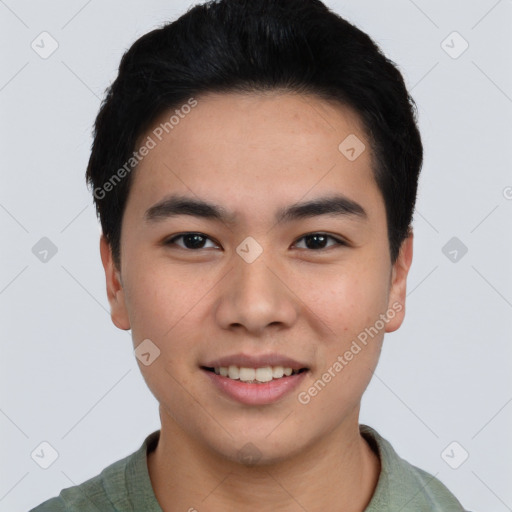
top-left (100, 91), bottom-right (413, 512)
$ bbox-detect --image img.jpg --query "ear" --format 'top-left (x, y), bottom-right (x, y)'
top-left (385, 233), bottom-right (413, 333)
top-left (99, 235), bottom-right (131, 331)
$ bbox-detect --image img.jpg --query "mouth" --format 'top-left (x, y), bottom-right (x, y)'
top-left (201, 365), bottom-right (308, 384)
top-left (200, 355), bottom-right (310, 405)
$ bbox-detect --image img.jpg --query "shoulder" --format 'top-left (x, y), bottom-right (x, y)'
top-left (28, 441), bottom-right (146, 512)
top-left (398, 459), bottom-right (467, 510)
top-left (29, 456), bottom-right (128, 512)
top-left (29, 496), bottom-right (68, 512)
top-left (360, 424), bottom-right (467, 512)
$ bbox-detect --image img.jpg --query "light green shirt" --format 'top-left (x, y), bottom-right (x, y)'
top-left (29, 424), bottom-right (467, 511)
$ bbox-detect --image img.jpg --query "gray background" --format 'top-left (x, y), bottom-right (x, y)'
top-left (1, 1), bottom-right (511, 511)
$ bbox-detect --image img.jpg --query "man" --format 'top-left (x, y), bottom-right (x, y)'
top-left (30, 0), bottom-right (467, 510)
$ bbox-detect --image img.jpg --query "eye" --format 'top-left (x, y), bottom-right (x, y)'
top-left (293, 232), bottom-right (346, 250)
top-left (163, 232), bottom-right (346, 251)
top-left (164, 232), bottom-right (219, 250)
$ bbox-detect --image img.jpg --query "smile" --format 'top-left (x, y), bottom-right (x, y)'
top-left (203, 365), bottom-right (307, 383)
top-left (201, 365), bottom-right (310, 405)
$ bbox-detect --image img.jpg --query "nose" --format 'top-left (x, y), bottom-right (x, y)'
top-left (214, 249), bottom-right (299, 336)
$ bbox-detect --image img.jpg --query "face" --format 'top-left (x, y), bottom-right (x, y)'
top-left (101, 91), bottom-right (412, 464)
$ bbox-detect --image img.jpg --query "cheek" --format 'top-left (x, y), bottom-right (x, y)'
top-left (297, 270), bottom-right (388, 417)
top-left (121, 263), bottom-right (204, 406)
top-left (122, 258), bottom-right (208, 342)
top-left (298, 260), bottom-right (391, 339)
top-left (294, 257), bottom-right (390, 395)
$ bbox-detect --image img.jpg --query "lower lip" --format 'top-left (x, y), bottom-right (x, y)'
top-left (202, 369), bottom-right (309, 405)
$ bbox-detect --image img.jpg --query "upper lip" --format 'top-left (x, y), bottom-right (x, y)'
top-left (202, 353), bottom-right (309, 370)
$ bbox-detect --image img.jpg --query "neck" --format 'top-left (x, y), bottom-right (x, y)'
top-left (147, 408), bottom-right (380, 512)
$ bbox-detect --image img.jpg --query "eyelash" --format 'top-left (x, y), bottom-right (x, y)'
top-left (163, 232), bottom-right (347, 251)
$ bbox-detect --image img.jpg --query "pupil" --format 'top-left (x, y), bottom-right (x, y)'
top-left (306, 234), bottom-right (326, 249)
top-left (185, 234), bottom-right (205, 249)
top-left (181, 234), bottom-right (328, 250)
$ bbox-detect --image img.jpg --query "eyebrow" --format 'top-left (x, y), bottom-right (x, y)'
top-left (144, 193), bottom-right (367, 226)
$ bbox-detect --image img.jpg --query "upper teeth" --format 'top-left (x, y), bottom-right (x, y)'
top-left (214, 365), bottom-right (296, 382)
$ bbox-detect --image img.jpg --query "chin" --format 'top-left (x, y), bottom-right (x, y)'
top-left (200, 423), bottom-right (313, 467)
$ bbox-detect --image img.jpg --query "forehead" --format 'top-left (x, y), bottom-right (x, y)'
top-left (127, 91), bottom-right (381, 223)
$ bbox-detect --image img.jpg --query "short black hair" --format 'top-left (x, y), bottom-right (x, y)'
top-left (86, 0), bottom-right (423, 268)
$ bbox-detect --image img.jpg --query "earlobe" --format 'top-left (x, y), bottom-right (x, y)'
top-left (99, 235), bottom-right (131, 331)
top-left (385, 234), bottom-right (414, 333)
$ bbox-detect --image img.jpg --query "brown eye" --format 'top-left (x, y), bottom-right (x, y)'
top-left (163, 232), bottom-right (346, 251)
top-left (294, 233), bottom-right (345, 250)
top-left (165, 232), bottom-right (218, 250)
